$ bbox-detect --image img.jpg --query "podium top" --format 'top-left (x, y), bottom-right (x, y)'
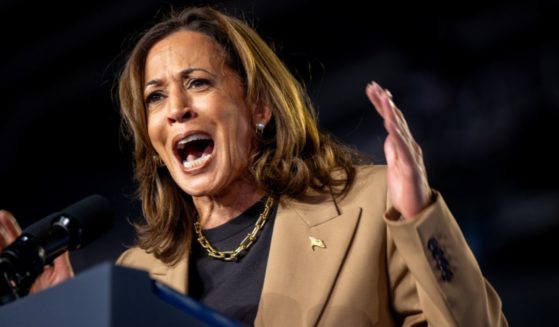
top-left (0, 262), bottom-right (243, 327)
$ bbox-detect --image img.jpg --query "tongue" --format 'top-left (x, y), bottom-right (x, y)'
top-left (186, 142), bottom-right (214, 162)
top-left (186, 153), bottom-right (199, 162)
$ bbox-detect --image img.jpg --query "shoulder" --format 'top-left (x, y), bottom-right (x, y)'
top-left (330, 164), bottom-right (386, 194)
top-left (319, 164), bottom-right (389, 219)
top-left (116, 246), bottom-right (164, 272)
top-left (354, 164), bottom-right (386, 182)
top-left (287, 164), bottom-right (388, 216)
top-left (344, 164), bottom-right (387, 199)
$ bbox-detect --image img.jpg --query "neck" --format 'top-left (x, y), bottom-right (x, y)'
top-left (192, 178), bottom-right (264, 229)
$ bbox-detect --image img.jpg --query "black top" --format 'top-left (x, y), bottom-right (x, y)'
top-left (188, 198), bottom-right (278, 326)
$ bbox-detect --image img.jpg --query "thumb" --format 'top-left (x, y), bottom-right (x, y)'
top-left (52, 252), bottom-right (74, 279)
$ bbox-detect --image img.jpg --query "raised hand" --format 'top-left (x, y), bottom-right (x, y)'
top-left (0, 209), bottom-right (74, 294)
top-left (366, 82), bottom-right (433, 220)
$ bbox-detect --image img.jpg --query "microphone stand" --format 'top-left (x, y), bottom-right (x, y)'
top-left (0, 217), bottom-right (73, 306)
top-left (0, 195), bottom-right (113, 306)
top-left (0, 233), bottom-right (46, 305)
top-left (0, 263), bottom-right (20, 305)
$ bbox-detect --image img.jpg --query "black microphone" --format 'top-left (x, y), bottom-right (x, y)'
top-left (0, 194), bottom-right (114, 305)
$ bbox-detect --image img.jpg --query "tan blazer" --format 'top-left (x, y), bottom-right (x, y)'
top-left (117, 165), bottom-right (507, 326)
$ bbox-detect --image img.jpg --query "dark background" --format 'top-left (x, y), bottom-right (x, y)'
top-left (1, 0), bottom-right (558, 325)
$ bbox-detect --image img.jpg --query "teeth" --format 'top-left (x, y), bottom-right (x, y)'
top-left (183, 153), bottom-right (211, 169)
top-left (177, 134), bottom-right (211, 149)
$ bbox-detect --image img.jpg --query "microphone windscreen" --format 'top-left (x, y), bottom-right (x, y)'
top-left (23, 195), bottom-right (114, 248)
top-left (60, 194), bottom-right (114, 247)
top-left (23, 212), bottom-right (60, 238)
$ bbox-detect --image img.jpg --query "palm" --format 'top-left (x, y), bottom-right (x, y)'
top-left (366, 82), bottom-right (432, 219)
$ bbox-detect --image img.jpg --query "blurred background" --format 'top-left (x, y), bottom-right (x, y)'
top-left (1, 0), bottom-right (557, 324)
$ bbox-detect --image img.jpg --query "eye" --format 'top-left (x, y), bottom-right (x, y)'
top-left (188, 78), bottom-right (212, 90)
top-left (145, 91), bottom-right (165, 105)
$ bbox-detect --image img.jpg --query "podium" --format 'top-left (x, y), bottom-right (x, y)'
top-left (0, 262), bottom-right (242, 327)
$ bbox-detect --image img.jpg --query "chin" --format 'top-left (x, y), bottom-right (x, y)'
top-left (175, 175), bottom-right (217, 197)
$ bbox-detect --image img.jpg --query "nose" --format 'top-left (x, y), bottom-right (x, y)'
top-left (167, 88), bottom-right (196, 123)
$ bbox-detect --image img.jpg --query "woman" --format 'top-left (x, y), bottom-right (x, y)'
top-left (0, 6), bottom-right (506, 326)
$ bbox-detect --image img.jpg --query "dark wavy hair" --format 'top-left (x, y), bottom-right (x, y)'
top-left (118, 6), bottom-right (367, 265)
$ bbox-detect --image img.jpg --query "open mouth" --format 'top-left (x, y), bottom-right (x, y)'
top-left (175, 133), bottom-right (215, 170)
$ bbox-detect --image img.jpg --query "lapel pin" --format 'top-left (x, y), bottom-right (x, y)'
top-left (309, 236), bottom-right (326, 251)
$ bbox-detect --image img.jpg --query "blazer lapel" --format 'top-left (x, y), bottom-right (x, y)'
top-left (256, 194), bottom-right (362, 326)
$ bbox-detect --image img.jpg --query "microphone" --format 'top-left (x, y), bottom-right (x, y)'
top-left (0, 194), bottom-right (114, 305)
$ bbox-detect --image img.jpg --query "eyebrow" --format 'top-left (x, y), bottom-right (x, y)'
top-left (144, 67), bottom-right (215, 91)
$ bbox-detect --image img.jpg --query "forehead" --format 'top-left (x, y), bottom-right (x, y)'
top-left (145, 30), bottom-right (225, 76)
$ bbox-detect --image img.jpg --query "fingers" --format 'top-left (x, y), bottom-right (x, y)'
top-left (367, 81), bottom-right (428, 175)
top-left (366, 81), bottom-right (395, 119)
top-left (53, 252), bottom-right (75, 278)
top-left (384, 122), bottom-right (416, 170)
top-left (0, 209), bottom-right (22, 249)
top-left (366, 81), bottom-right (410, 134)
top-left (29, 252), bottom-right (74, 294)
top-left (367, 82), bottom-right (418, 151)
top-left (366, 82), bottom-right (388, 117)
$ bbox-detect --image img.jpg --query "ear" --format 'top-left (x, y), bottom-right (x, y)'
top-left (252, 101), bottom-right (272, 126)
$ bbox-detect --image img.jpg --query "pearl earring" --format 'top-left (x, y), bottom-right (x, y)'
top-left (256, 122), bottom-right (266, 134)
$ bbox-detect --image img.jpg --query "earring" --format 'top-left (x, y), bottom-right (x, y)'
top-left (255, 122), bottom-right (266, 134)
top-left (152, 155), bottom-right (165, 167)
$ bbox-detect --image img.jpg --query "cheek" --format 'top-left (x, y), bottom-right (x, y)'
top-left (233, 125), bottom-right (255, 169)
top-left (147, 113), bottom-right (167, 151)
top-left (229, 114), bottom-right (253, 153)
top-left (216, 117), bottom-right (252, 168)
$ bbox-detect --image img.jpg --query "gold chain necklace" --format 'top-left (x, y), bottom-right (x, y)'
top-left (194, 196), bottom-right (274, 262)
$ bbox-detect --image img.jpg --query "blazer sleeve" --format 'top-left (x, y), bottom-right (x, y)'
top-left (384, 191), bottom-right (508, 327)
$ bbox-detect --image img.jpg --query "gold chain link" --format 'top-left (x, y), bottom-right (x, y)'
top-left (193, 196), bottom-right (274, 262)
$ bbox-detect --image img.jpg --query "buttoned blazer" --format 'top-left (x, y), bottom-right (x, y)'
top-left (117, 165), bottom-right (507, 326)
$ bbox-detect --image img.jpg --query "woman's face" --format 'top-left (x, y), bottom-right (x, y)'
top-left (144, 30), bottom-right (260, 198)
